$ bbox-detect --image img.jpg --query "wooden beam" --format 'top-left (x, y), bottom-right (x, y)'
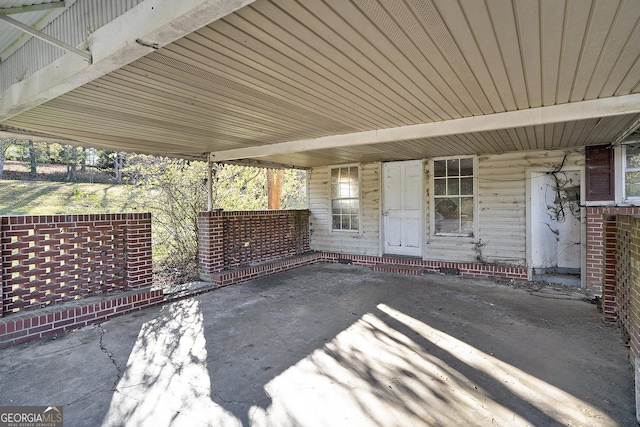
top-left (210, 94), bottom-right (640, 162)
top-left (0, 13), bottom-right (91, 62)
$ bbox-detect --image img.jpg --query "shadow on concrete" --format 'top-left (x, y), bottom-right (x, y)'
top-left (92, 263), bottom-right (634, 426)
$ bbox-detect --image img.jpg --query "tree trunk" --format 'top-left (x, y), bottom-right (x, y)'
top-left (115, 152), bottom-right (123, 183)
top-left (70, 146), bottom-right (77, 181)
top-left (81, 147), bottom-right (87, 172)
top-left (28, 140), bottom-right (37, 178)
top-left (0, 138), bottom-right (6, 180)
top-left (267, 168), bottom-right (284, 210)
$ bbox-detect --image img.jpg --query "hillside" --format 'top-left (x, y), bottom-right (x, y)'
top-left (0, 180), bottom-right (134, 216)
top-left (1, 160), bottom-right (115, 184)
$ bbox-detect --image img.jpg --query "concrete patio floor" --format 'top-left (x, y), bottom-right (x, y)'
top-left (0, 263), bottom-right (635, 426)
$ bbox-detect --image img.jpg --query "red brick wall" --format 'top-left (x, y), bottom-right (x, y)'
top-left (586, 207), bottom-right (640, 294)
top-left (608, 215), bottom-right (640, 362)
top-left (0, 288), bottom-right (163, 349)
top-left (322, 253), bottom-right (529, 282)
top-left (199, 210), bottom-right (310, 279)
top-left (603, 215), bottom-right (618, 323)
top-left (1, 213), bottom-right (152, 317)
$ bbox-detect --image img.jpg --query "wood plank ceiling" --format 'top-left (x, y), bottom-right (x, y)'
top-left (2, 0), bottom-right (640, 168)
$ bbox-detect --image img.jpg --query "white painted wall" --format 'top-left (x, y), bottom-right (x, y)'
top-left (308, 151), bottom-right (584, 267)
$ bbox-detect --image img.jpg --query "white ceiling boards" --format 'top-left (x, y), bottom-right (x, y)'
top-left (1, 0), bottom-right (639, 167)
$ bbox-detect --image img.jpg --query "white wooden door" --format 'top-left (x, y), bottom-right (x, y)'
top-left (383, 161), bottom-right (423, 256)
top-left (529, 171), bottom-right (581, 270)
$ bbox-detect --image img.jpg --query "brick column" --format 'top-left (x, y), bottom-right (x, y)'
top-left (586, 208), bottom-right (606, 293)
top-left (198, 211), bottom-right (224, 281)
top-left (124, 213), bottom-right (153, 288)
top-left (0, 217), bottom-right (5, 318)
top-left (631, 217), bottom-right (640, 364)
top-left (603, 215), bottom-right (618, 324)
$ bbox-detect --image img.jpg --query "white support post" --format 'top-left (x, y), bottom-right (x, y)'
top-left (207, 156), bottom-right (213, 211)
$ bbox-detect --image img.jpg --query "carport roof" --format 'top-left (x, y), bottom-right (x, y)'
top-left (1, 0), bottom-right (639, 168)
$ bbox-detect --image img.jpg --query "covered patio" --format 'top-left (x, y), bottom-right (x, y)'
top-left (1, 0), bottom-right (639, 424)
top-left (0, 263), bottom-right (634, 426)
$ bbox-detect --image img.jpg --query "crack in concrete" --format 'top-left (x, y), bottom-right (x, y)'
top-left (64, 388), bottom-right (112, 407)
top-left (97, 324), bottom-right (123, 391)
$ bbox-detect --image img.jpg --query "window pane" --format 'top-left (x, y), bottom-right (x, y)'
top-left (342, 215), bottom-right (351, 230)
top-left (350, 215), bottom-right (359, 230)
top-left (348, 199), bottom-right (359, 215)
top-left (460, 158), bottom-right (473, 176)
top-left (339, 167), bottom-right (349, 181)
top-left (460, 177), bottom-right (473, 195)
top-left (332, 215), bottom-right (341, 230)
top-left (626, 145), bottom-right (640, 169)
top-left (332, 200), bottom-right (342, 215)
top-left (331, 168), bottom-right (339, 197)
top-left (349, 181), bottom-right (358, 198)
top-left (448, 177), bottom-right (460, 196)
top-left (435, 198), bottom-right (459, 234)
top-left (349, 167), bottom-right (358, 179)
top-left (434, 178), bottom-right (446, 195)
top-left (461, 197), bottom-right (474, 235)
top-left (447, 159), bottom-right (460, 176)
top-left (626, 171), bottom-right (640, 197)
top-left (434, 160), bottom-right (446, 177)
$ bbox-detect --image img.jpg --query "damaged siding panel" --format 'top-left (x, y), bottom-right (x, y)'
top-left (476, 151), bottom-right (583, 265)
top-left (477, 156), bottom-right (528, 265)
top-left (309, 162), bottom-right (381, 255)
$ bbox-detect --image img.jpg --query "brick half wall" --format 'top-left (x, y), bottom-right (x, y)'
top-left (1, 213), bottom-right (152, 317)
top-left (586, 207), bottom-right (640, 294)
top-left (605, 215), bottom-right (640, 361)
top-left (199, 210), bottom-right (310, 280)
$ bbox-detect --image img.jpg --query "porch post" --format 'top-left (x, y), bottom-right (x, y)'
top-left (207, 155), bottom-right (213, 211)
top-left (198, 211), bottom-right (224, 281)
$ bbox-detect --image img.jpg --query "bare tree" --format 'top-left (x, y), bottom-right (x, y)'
top-left (81, 147), bottom-right (87, 172)
top-left (114, 152), bottom-right (124, 183)
top-left (0, 138), bottom-right (11, 179)
top-left (66, 145), bottom-right (78, 181)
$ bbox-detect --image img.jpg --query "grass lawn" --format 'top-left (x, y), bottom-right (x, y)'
top-left (0, 180), bottom-right (136, 215)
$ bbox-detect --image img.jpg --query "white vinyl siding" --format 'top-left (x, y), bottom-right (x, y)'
top-left (309, 151), bottom-right (584, 267)
top-left (424, 151), bottom-right (583, 265)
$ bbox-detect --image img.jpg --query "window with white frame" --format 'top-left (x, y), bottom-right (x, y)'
top-left (624, 143), bottom-right (640, 200)
top-left (330, 165), bottom-right (360, 231)
top-left (433, 157), bottom-right (475, 236)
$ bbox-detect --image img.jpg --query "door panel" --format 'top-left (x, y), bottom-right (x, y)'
top-left (530, 171), bottom-right (581, 270)
top-left (383, 161), bottom-right (423, 256)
